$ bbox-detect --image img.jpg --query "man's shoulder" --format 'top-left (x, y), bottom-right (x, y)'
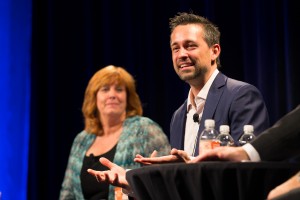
top-left (218, 73), bottom-right (257, 91)
top-left (173, 99), bottom-right (187, 113)
top-left (227, 77), bottom-right (251, 86)
top-left (214, 73), bottom-right (262, 98)
top-left (217, 72), bottom-right (250, 86)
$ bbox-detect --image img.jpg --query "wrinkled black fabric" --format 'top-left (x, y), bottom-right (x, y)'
top-left (127, 162), bottom-right (300, 200)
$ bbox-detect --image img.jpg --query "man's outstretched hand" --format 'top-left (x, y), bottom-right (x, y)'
top-left (87, 157), bottom-right (130, 190)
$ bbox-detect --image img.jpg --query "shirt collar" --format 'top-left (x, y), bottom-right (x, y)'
top-left (187, 69), bottom-right (219, 112)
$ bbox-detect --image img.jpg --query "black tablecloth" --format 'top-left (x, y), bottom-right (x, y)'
top-left (126, 161), bottom-right (300, 200)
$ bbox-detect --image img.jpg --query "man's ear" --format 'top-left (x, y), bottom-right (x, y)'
top-left (211, 44), bottom-right (221, 62)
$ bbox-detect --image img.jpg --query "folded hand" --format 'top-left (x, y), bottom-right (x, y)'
top-left (134, 148), bottom-right (191, 165)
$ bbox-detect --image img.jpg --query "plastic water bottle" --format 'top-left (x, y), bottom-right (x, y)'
top-left (199, 119), bottom-right (220, 155)
top-left (217, 125), bottom-right (235, 146)
top-left (238, 125), bottom-right (256, 146)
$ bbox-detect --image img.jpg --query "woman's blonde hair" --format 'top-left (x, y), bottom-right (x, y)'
top-left (82, 65), bottom-right (143, 135)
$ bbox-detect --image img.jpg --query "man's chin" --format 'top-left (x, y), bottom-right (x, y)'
top-left (178, 74), bottom-right (195, 81)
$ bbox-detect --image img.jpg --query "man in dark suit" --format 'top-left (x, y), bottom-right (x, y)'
top-left (168, 12), bottom-right (269, 156)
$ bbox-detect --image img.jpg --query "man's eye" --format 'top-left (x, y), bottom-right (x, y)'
top-left (187, 44), bottom-right (197, 49)
top-left (172, 47), bottom-right (179, 52)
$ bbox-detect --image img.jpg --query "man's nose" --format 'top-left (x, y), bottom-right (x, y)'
top-left (178, 48), bottom-right (188, 57)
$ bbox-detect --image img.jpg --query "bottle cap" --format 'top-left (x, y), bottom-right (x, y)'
top-left (220, 125), bottom-right (230, 133)
top-left (243, 125), bottom-right (254, 133)
top-left (205, 119), bottom-right (215, 128)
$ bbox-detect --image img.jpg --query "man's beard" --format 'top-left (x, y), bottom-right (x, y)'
top-left (178, 65), bottom-right (206, 81)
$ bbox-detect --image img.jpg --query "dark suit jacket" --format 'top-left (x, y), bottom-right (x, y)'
top-left (251, 104), bottom-right (300, 161)
top-left (272, 187), bottom-right (300, 200)
top-left (170, 72), bottom-right (270, 156)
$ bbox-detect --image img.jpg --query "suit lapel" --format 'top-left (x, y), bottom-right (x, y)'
top-left (202, 72), bottom-right (227, 122)
top-left (170, 101), bottom-right (187, 149)
top-left (177, 101), bottom-right (187, 149)
top-left (194, 73), bottom-right (227, 156)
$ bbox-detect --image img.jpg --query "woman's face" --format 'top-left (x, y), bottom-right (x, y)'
top-left (96, 83), bottom-right (127, 118)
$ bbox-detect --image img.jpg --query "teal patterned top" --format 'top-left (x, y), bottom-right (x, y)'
top-left (59, 116), bottom-right (171, 200)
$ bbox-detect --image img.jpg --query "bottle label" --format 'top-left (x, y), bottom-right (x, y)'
top-left (199, 140), bottom-right (220, 155)
top-left (114, 187), bottom-right (129, 200)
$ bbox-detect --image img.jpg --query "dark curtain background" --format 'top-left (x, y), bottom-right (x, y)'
top-left (28, 0), bottom-right (300, 199)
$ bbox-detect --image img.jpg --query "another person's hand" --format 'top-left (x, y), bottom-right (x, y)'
top-left (134, 148), bottom-right (191, 165)
top-left (87, 157), bottom-right (130, 190)
top-left (267, 172), bottom-right (300, 199)
top-left (189, 146), bottom-right (250, 163)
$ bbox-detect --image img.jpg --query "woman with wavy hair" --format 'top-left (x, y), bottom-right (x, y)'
top-left (59, 65), bottom-right (170, 200)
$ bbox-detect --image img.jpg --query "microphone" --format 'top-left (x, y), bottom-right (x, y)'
top-left (193, 113), bottom-right (199, 123)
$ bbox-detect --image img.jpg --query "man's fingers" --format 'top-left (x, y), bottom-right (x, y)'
top-left (150, 150), bottom-right (157, 158)
top-left (170, 148), bottom-right (179, 155)
top-left (175, 150), bottom-right (190, 162)
top-left (135, 154), bottom-right (143, 158)
top-left (99, 157), bottom-right (115, 169)
top-left (87, 169), bottom-right (97, 176)
top-left (87, 169), bottom-right (105, 182)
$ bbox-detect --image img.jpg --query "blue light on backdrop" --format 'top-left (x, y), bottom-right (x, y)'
top-left (0, 0), bottom-right (31, 199)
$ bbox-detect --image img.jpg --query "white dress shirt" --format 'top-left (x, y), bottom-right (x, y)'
top-left (242, 143), bottom-right (261, 161)
top-left (184, 69), bottom-right (219, 156)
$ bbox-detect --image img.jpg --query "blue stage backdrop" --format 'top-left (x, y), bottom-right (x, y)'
top-left (0, 0), bottom-right (31, 199)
